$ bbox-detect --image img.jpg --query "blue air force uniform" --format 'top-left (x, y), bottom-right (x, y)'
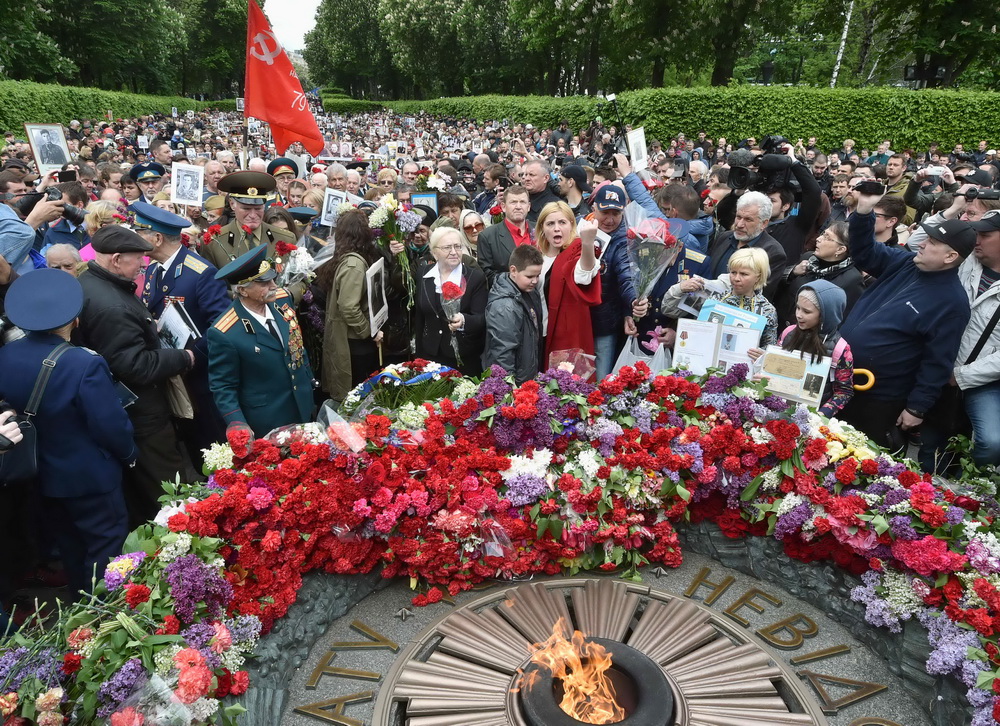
top-left (207, 245), bottom-right (314, 437)
top-left (133, 202), bottom-right (231, 450)
top-left (0, 269), bottom-right (135, 597)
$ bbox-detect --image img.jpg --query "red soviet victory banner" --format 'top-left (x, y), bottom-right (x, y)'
top-left (244, 0), bottom-right (324, 155)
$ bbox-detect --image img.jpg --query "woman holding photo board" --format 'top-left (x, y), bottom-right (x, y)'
top-left (661, 247), bottom-right (779, 347)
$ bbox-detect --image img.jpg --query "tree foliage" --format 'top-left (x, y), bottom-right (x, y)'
top-left (0, 0), bottom-right (246, 98)
top-left (304, 0), bottom-right (1000, 97)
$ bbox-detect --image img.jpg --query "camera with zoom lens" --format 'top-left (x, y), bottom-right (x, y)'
top-left (957, 187), bottom-right (1000, 201)
top-left (728, 134), bottom-right (796, 194)
top-left (12, 186), bottom-right (87, 227)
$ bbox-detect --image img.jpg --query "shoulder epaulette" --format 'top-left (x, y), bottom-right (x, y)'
top-left (213, 309), bottom-right (238, 332)
top-left (686, 249), bottom-right (707, 263)
top-left (274, 288), bottom-right (290, 300)
top-left (183, 256), bottom-right (208, 274)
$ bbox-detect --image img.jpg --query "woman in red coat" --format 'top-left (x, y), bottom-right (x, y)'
top-left (535, 201), bottom-right (602, 367)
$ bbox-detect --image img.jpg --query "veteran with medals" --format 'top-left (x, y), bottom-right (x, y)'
top-left (199, 171), bottom-right (304, 302)
top-left (207, 245), bottom-right (314, 438)
top-left (134, 201), bottom-right (230, 457)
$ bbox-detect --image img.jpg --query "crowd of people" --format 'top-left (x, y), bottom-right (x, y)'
top-left (1, 104), bottom-right (999, 621)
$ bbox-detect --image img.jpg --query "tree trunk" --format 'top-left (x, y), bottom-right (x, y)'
top-left (651, 55), bottom-right (665, 87)
top-left (710, 0), bottom-right (754, 85)
top-left (854, 8), bottom-right (875, 77)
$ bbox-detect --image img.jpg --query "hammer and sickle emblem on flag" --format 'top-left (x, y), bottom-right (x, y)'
top-left (250, 30), bottom-right (282, 65)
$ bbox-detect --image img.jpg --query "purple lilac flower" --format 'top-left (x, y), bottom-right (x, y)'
top-left (849, 571), bottom-right (905, 632)
top-left (226, 615), bottom-right (262, 645)
top-left (164, 554), bottom-right (233, 624)
top-left (504, 473), bottom-right (548, 507)
top-left (0, 647), bottom-right (61, 691)
top-left (182, 622), bottom-right (222, 669)
top-left (866, 480), bottom-right (891, 498)
top-left (971, 705), bottom-right (996, 726)
top-left (877, 457), bottom-right (907, 478)
top-left (883, 489), bottom-right (909, 508)
top-left (103, 552), bottom-right (147, 590)
top-left (968, 689), bottom-right (994, 708)
top-left (917, 608), bottom-right (979, 677)
top-left (97, 658), bottom-right (147, 718)
top-left (670, 440), bottom-right (704, 474)
top-left (536, 368), bottom-right (596, 396)
top-left (588, 418), bottom-right (624, 457)
top-left (945, 504), bottom-right (966, 525)
top-left (889, 515), bottom-right (920, 541)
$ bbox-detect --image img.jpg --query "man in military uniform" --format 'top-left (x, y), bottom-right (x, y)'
top-left (133, 201), bottom-right (230, 457)
top-left (0, 269), bottom-right (135, 597)
top-left (207, 245), bottom-right (314, 438)
top-left (36, 129), bottom-right (67, 166)
top-left (199, 171), bottom-right (304, 301)
top-left (128, 161), bottom-right (166, 204)
top-left (267, 157), bottom-right (298, 205)
top-left (75, 225), bottom-right (195, 526)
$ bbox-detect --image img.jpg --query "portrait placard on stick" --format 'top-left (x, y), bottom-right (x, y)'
top-left (170, 163), bottom-right (204, 207)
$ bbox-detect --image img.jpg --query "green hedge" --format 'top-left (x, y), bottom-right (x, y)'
top-left (378, 88), bottom-right (998, 150)
top-left (320, 97), bottom-right (384, 114)
top-left (0, 81), bottom-right (237, 131)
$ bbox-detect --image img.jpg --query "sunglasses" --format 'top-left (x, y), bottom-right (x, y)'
top-left (463, 222), bottom-right (485, 232)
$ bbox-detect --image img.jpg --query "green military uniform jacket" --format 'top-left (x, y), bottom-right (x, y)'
top-left (200, 220), bottom-right (297, 269)
top-left (201, 220), bottom-right (306, 303)
top-left (206, 290), bottom-right (314, 437)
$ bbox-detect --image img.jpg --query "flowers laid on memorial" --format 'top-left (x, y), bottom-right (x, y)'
top-left (2, 360), bottom-right (999, 723)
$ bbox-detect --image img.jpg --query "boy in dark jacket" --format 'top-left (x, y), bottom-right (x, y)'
top-left (483, 245), bottom-right (544, 384)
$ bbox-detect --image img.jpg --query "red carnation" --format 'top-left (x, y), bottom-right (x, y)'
top-left (489, 204), bottom-right (502, 216)
top-left (201, 224), bottom-right (222, 245)
top-left (231, 671), bottom-right (250, 695)
top-left (62, 653), bottom-right (82, 675)
top-left (125, 583), bottom-right (151, 609)
top-left (275, 241), bottom-right (297, 257)
top-left (441, 281), bottom-right (464, 301)
top-left (167, 513), bottom-right (189, 532)
top-left (156, 615), bottom-right (181, 635)
top-left (241, 225), bottom-right (253, 236)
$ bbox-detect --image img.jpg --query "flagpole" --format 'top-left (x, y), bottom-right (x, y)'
top-left (243, 0), bottom-right (252, 168)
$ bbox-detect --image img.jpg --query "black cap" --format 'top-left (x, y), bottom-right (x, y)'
top-left (91, 225), bottom-right (154, 254)
top-left (560, 165), bottom-right (592, 193)
top-left (957, 169), bottom-right (993, 187)
top-left (919, 219), bottom-right (976, 258)
top-left (412, 204), bottom-right (437, 227)
top-left (968, 210), bottom-right (1000, 233)
top-left (346, 161), bottom-right (370, 171)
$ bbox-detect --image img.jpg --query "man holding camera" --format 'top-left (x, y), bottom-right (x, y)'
top-left (0, 170), bottom-right (65, 274)
top-left (762, 145), bottom-right (825, 263)
top-left (40, 182), bottom-right (89, 252)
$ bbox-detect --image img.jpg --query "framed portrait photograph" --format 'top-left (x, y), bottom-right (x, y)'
top-left (321, 188), bottom-right (347, 227)
top-left (366, 257), bottom-right (388, 334)
top-left (170, 163), bottom-right (205, 207)
top-left (411, 192), bottom-right (438, 214)
top-left (24, 123), bottom-right (71, 176)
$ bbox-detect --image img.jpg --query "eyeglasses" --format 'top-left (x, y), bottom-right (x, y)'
top-left (463, 223), bottom-right (485, 232)
top-left (436, 244), bottom-right (463, 252)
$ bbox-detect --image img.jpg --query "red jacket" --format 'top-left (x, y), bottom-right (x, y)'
top-left (545, 238), bottom-right (602, 363)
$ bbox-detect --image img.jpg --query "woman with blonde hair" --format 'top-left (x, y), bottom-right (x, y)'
top-left (83, 200), bottom-right (122, 237)
top-left (662, 246), bottom-right (778, 347)
top-left (534, 201), bottom-right (602, 364)
top-left (377, 167), bottom-right (398, 192)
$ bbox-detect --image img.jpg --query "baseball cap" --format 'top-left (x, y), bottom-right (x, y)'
top-left (968, 209), bottom-right (1000, 233)
top-left (919, 218), bottom-right (976, 258)
top-left (957, 168), bottom-right (992, 187)
top-left (560, 165), bottom-right (592, 193)
top-left (592, 185), bottom-right (626, 211)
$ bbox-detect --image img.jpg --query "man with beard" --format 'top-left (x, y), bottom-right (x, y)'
top-left (708, 191), bottom-right (786, 299)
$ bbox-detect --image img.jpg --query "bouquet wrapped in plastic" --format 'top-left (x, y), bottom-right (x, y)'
top-left (440, 279), bottom-right (466, 366)
top-left (274, 240), bottom-right (315, 288)
top-left (623, 202), bottom-right (682, 301)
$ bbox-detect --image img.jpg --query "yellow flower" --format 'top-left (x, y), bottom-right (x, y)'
top-left (852, 447), bottom-right (878, 461)
top-left (106, 559), bottom-right (136, 576)
top-left (825, 440), bottom-right (846, 462)
top-left (383, 194), bottom-right (399, 211)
